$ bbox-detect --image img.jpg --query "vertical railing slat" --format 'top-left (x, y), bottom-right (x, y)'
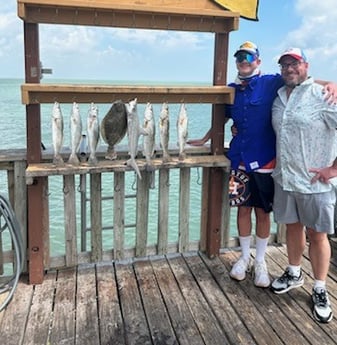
top-left (136, 172), bottom-right (150, 257)
top-left (221, 170), bottom-right (231, 247)
top-left (64, 175), bottom-right (77, 267)
top-left (178, 168), bottom-right (190, 252)
top-left (90, 173), bottom-right (102, 262)
top-left (14, 161), bottom-right (28, 272)
top-left (113, 172), bottom-right (125, 260)
top-left (199, 168), bottom-right (209, 252)
top-left (79, 174), bottom-right (87, 252)
top-left (157, 169), bottom-right (170, 255)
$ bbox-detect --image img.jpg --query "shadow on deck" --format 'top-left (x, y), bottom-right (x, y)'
top-left (1, 240), bottom-right (337, 345)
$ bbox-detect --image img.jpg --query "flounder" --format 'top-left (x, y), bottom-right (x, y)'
top-left (101, 100), bottom-right (127, 160)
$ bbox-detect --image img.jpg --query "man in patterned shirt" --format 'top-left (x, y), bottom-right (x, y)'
top-left (270, 47), bottom-right (337, 323)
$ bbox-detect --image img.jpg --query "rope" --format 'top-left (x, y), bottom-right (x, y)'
top-left (0, 194), bottom-right (24, 312)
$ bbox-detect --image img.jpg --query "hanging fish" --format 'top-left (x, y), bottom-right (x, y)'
top-left (87, 102), bottom-right (100, 165)
top-left (52, 101), bottom-right (64, 165)
top-left (142, 102), bottom-right (156, 188)
top-left (125, 98), bottom-right (147, 179)
top-left (68, 102), bottom-right (82, 165)
top-left (142, 102), bottom-right (156, 166)
top-left (159, 102), bottom-right (170, 163)
top-left (101, 100), bottom-right (127, 160)
top-left (177, 103), bottom-right (188, 160)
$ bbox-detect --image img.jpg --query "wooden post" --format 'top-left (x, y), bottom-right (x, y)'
top-left (205, 32), bottom-right (229, 257)
top-left (24, 22), bottom-right (45, 283)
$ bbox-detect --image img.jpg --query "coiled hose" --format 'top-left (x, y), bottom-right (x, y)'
top-left (0, 194), bottom-right (24, 312)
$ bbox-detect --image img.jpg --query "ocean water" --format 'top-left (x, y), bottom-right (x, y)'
top-left (0, 78), bottom-right (244, 255)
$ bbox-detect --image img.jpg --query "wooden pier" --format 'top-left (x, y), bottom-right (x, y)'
top-left (1, 242), bottom-right (337, 345)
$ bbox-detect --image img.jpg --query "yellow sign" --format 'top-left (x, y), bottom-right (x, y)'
top-left (212, 0), bottom-right (259, 21)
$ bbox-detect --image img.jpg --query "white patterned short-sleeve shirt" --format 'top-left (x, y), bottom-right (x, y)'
top-left (272, 77), bottom-right (337, 193)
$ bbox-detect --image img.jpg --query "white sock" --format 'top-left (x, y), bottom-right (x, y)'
top-left (239, 235), bottom-right (251, 261)
top-left (313, 280), bottom-right (326, 292)
top-left (255, 236), bottom-right (269, 263)
top-left (288, 265), bottom-right (301, 277)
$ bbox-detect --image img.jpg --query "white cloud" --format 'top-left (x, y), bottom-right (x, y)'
top-left (279, 0), bottom-right (337, 78)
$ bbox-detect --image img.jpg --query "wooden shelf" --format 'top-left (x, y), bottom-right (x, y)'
top-left (18, 0), bottom-right (239, 33)
top-left (25, 154), bottom-right (230, 183)
top-left (21, 83), bottom-right (235, 104)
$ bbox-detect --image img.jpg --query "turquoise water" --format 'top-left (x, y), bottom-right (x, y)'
top-left (0, 78), bottom-right (244, 255)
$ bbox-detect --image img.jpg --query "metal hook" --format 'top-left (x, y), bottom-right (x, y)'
top-left (114, 179), bottom-right (120, 192)
top-left (73, 9), bottom-right (78, 24)
top-left (165, 173), bottom-right (170, 187)
top-left (149, 171), bottom-right (155, 189)
top-left (198, 16), bottom-right (204, 31)
top-left (211, 17), bottom-right (216, 32)
top-left (181, 15), bottom-right (186, 30)
top-left (63, 186), bottom-right (69, 195)
top-left (94, 10), bottom-right (99, 25)
top-left (132, 12), bottom-right (136, 28)
top-left (196, 167), bottom-right (202, 185)
top-left (131, 172), bottom-right (137, 190)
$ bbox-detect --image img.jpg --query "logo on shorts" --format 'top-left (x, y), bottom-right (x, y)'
top-left (229, 169), bottom-right (250, 206)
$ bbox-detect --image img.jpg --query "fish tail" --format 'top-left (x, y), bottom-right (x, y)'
top-left (127, 158), bottom-right (142, 179)
top-left (162, 151), bottom-right (171, 163)
top-left (68, 153), bottom-right (80, 165)
top-left (53, 154), bottom-right (64, 166)
top-left (179, 152), bottom-right (187, 161)
top-left (88, 153), bottom-right (98, 165)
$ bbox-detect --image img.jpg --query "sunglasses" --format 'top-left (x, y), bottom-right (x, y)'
top-left (236, 52), bottom-right (258, 63)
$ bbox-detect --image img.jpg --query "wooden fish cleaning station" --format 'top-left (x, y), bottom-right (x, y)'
top-left (18, 0), bottom-right (239, 285)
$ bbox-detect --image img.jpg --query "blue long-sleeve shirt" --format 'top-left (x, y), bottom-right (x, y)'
top-left (226, 74), bottom-right (283, 172)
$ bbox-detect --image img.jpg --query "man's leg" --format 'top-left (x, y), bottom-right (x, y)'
top-left (286, 222), bottom-right (306, 265)
top-left (307, 228), bottom-right (330, 281)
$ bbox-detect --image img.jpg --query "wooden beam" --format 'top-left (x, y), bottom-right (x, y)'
top-left (25, 155), bottom-right (231, 181)
top-left (206, 32), bottom-right (229, 257)
top-left (24, 22), bottom-right (45, 284)
top-left (21, 84), bottom-right (235, 105)
top-left (18, 0), bottom-right (240, 33)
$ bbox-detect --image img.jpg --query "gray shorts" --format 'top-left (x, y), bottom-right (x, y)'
top-left (273, 182), bottom-right (336, 234)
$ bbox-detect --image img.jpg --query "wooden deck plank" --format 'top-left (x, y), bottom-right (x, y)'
top-left (96, 262), bottom-right (125, 345)
top-left (0, 276), bottom-right (33, 345)
top-left (133, 258), bottom-right (178, 344)
top-left (1, 244), bottom-right (337, 344)
top-left (75, 264), bottom-right (100, 345)
top-left (22, 271), bottom-right (56, 345)
top-left (167, 254), bottom-right (230, 344)
top-left (150, 256), bottom-right (205, 345)
top-left (49, 268), bottom-right (76, 345)
top-left (115, 261), bottom-right (152, 344)
top-left (184, 252), bottom-right (267, 345)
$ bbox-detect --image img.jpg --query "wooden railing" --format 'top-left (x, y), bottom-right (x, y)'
top-left (0, 147), bottom-right (287, 274)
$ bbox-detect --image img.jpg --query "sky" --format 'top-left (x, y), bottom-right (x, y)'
top-left (1, 0), bottom-right (337, 83)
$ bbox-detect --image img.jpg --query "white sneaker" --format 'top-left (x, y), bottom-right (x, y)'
top-left (230, 256), bottom-right (250, 281)
top-left (254, 260), bottom-right (270, 288)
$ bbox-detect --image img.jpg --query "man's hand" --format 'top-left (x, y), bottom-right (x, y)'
top-left (309, 165), bottom-right (337, 184)
top-left (323, 83), bottom-right (337, 105)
